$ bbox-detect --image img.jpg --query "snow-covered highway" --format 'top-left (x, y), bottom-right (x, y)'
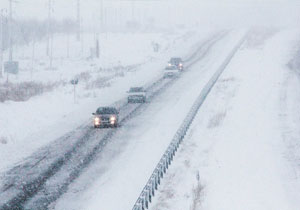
top-left (1, 0), bottom-right (300, 210)
top-left (1, 28), bottom-right (299, 210)
top-left (26, 32), bottom-right (227, 209)
top-left (51, 31), bottom-right (246, 210)
top-left (0, 29), bottom-right (245, 209)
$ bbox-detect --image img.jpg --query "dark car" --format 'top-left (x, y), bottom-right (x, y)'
top-left (127, 87), bottom-right (147, 103)
top-left (168, 57), bottom-right (184, 70)
top-left (92, 107), bottom-right (119, 128)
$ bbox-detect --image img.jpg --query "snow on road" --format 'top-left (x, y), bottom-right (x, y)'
top-left (150, 28), bottom-right (300, 210)
top-left (52, 30), bottom-right (246, 210)
top-left (0, 29), bottom-right (214, 173)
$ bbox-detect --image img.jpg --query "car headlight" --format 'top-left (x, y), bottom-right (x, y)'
top-left (168, 63), bottom-right (171, 66)
top-left (179, 63), bottom-right (183, 66)
top-left (110, 116), bottom-right (116, 122)
top-left (94, 117), bottom-right (100, 125)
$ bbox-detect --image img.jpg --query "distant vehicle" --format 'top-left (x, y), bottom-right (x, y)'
top-left (127, 87), bottom-right (147, 103)
top-left (164, 65), bottom-right (180, 78)
top-left (168, 57), bottom-right (184, 71)
top-left (92, 107), bottom-right (119, 128)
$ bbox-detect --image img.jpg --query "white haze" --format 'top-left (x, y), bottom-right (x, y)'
top-left (0, 0), bottom-right (299, 31)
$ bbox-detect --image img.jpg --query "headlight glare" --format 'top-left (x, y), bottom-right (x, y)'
top-left (94, 117), bottom-right (100, 125)
top-left (110, 116), bottom-right (116, 121)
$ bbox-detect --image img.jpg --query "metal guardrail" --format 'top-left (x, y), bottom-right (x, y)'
top-left (132, 34), bottom-right (247, 210)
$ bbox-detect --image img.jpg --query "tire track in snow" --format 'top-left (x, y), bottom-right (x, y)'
top-left (0, 32), bottom-right (227, 210)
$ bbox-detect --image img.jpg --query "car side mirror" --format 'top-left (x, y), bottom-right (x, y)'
top-left (92, 113), bottom-right (95, 115)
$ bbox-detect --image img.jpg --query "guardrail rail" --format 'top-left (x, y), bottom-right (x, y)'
top-left (132, 34), bottom-right (247, 210)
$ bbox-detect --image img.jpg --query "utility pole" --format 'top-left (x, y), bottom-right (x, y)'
top-left (31, 40), bottom-right (35, 80)
top-left (104, 7), bottom-right (108, 37)
top-left (66, 31), bottom-right (70, 58)
top-left (8, 0), bottom-right (12, 61)
top-left (46, 0), bottom-right (54, 69)
top-left (0, 9), bottom-right (4, 78)
top-left (100, 0), bottom-right (103, 33)
top-left (49, 25), bottom-right (53, 69)
top-left (76, 0), bottom-right (80, 41)
top-left (46, 0), bottom-right (51, 56)
top-left (131, 0), bottom-right (135, 21)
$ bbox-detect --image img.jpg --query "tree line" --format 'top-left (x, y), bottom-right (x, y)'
top-left (0, 17), bottom-right (77, 50)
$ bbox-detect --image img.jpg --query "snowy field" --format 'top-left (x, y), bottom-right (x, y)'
top-left (149, 28), bottom-right (300, 210)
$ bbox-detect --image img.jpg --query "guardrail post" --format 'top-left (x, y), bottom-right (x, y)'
top-left (146, 185), bottom-right (152, 203)
top-left (164, 155), bottom-right (168, 170)
top-left (163, 161), bottom-right (166, 173)
top-left (160, 164), bottom-right (164, 178)
top-left (151, 178), bottom-right (155, 196)
top-left (154, 169), bottom-right (159, 187)
top-left (167, 151), bottom-right (172, 164)
top-left (144, 193), bottom-right (148, 209)
top-left (168, 150), bottom-right (173, 162)
top-left (141, 197), bottom-right (145, 210)
top-left (156, 170), bottom-right (160, 185)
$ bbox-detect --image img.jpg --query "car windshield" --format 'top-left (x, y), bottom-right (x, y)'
top-left (129, 87), bottom-right (144, 92)
top-left (165, 66), bottom-right (177, 70)
top-left (170, 57), bottom-right (182, 64)
top-left (96, 107), bottom-right (118, 114)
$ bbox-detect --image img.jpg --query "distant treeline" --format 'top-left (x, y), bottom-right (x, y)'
top-left (0, 18), bottom-right (77, 50)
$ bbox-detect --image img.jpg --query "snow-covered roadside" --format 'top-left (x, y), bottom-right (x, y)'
top-left (150, 28), bottom-right (300, 210)
top-left (0, 28), bottom-right (217, 173)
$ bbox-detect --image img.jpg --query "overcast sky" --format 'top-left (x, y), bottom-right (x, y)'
top-left (0, 0), bottom-right (299, 29)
